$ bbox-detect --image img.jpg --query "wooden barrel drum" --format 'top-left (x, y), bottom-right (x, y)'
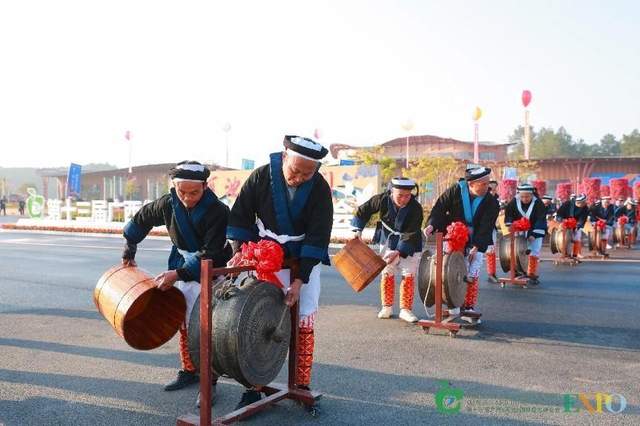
top-left (334, 238), bottom-right (386, 292)
top-left (94, 265), bottom-right (186, 350)
top-left (417, 250), bottom-right (467, 309)
top-left (187, 276), bottom-right (290, 388)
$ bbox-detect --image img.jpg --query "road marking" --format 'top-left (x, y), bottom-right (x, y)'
top-left (0, 241), bottom-right (169, 252)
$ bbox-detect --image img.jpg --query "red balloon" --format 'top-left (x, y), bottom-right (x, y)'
top-left (522, 90), bottom-right (532, 108)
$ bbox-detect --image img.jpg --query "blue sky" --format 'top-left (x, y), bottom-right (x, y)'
top-left (0, 0), bottom-right (638, 168)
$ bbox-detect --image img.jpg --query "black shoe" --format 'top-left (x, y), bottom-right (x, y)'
top-left (164, 370), bottom-right (199, 391)
top-left (195, 384), bottom-right (217, 408)
top-left (235, 389), bottom-right (262, 410)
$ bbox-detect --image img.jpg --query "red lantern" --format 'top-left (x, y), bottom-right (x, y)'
top-left (610, 178), bottom-right (629, 200)
top-left (582, 178), bottom-right (601, 204)
top-left (601, 185), bottom-right (610, 197)
top-left (498, 179), bottom-right (517, 202)
top-left (531, 180), bottom-right (546, 197)
top-left (522, 90), bottom-right (532, 108)
top-left (556, 182), bottom-right (573, 202)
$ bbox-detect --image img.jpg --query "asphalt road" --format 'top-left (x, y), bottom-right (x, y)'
top-left (0, 230), bottom-right (639, 425)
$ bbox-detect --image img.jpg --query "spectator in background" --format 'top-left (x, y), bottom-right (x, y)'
top-left (0, 197), bottom-right (7, 215)
top-left (18, 199), bottom-right (26, 216)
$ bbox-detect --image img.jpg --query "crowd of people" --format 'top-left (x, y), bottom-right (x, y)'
top-left (114, 135), bottom-right (638, 417)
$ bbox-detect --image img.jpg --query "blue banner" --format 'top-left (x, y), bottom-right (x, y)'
top-left (66, 163), bottom-right (82, 198)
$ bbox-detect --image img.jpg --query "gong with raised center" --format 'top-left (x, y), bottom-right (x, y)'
top-left (188, 276), bottom-right (290, 388)
top-left (550, 228), bottom-right (572, 256)
top-left (418, 250), bottom-right (467, 309)
top-left (498, 234), bottom-right (529, 274)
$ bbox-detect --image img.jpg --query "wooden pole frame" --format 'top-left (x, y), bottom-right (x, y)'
top-left (177, 260), bottom-right (321, 426)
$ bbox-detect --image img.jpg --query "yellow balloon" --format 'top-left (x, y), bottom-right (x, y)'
top-left (472, 106), bottom-right (482, 121)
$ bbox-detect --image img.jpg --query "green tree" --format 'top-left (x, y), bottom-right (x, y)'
top-left (621, 129), bottom-right (640, 156)
top-left (125, 178), bottom-right (140, 200)
top-left (355, 146), bottom-right (398, 184)
top-left (595, 134), bottom-right (621, 156)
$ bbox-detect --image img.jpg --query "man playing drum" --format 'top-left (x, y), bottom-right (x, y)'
top-left (350, 177), bottom-right (424, 323)
top-left (589, 196), bottom-right (615, 253)
top-left (556, 193), bottom-right (589, 259)
top-left (542, 195), bottom-right (556, 219)
top-left (504, 183), bottom-right (547, 285)
top-left (226, 135), bottom-right (332, 409)
top-left (121, 161), bottom-right (231, 402)
top-left (423, 166), bottom-right (500, 322)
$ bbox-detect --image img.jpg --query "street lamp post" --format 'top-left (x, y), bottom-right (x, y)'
top-left (401, 120), bottom-right (415, 169)
top-left (522, 90), bottom-right (532, 160)
top-left (472, 107), bottom-right (482, 163)
top-left (222, 122), bottom-right (232, 168)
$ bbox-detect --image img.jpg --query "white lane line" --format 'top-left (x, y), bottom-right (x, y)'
top-left (0, 241), bottom-right (169, 251)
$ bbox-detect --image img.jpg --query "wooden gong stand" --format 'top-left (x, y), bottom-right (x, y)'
top-left (177, 260), bottom-right (321, 426)
top-left (417, 232), bottom-right (462, 337)
top-left (498, 230), bottom-right (529, 288)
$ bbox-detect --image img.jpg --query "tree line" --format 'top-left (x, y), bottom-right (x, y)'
top-left (508, 127), bottom-right (640, 159)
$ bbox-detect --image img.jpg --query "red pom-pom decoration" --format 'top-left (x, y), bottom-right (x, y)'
top-left (596, 219), bottom-right (606, 231)
top-left (601, 185), bottom-right (610, 197)
top-left (610, 178), bottom-right (629, 200)
top-left (618, 216), bottom-right (628, 226)
top-left (498, 179), bottom-right (517, 202)
top-left (563, 218), bottom-right (577, 230)
top-left (240, 239), bottom-right (285, 287)
top-left (512, 217), bottom-right (531, 232)
top-left (634, 182), bottom-right (640, 200)
top-left (582, 178), bottom-right (601, 204)
top-left (445, 221), bottom-right (469, 252)
top-left (556, 182), bottom-right (573, 202)
top-left (531, 180), bottom-right (546, 197)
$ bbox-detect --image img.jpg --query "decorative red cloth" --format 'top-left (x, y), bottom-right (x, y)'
top-left (446, 221), bottom-right (469, 252)
top-left (563, 218), bottom-right (577, 230)
top-left (610, 178), bottom-right (629, 200)
top-left (463, 277), bottom-right (479, 308)
top-left (295, 327), bottom-right (314, 386)
top-left (596, 219), bottom-right (606, 231)
top-left (486, 251), bottom-right (497, 275)
top-left (240, 240), bottom-right (285, 288)
top-left (380, 273), bottom-right (395, 307)
top-left (582, 178), bottom-right (601, 204)
top-left (399, 275), bottom-right (415, 310)
top-left (532, 180), bottom-right (547, 197)
top-left (556, 182), bottom-right (573, 202)
top-left (512, 217), bottom-right (531, 232)
top-left (498, 179), bottom-right (517, 201)
top-left (618, 216), bottom-right (629, 226)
